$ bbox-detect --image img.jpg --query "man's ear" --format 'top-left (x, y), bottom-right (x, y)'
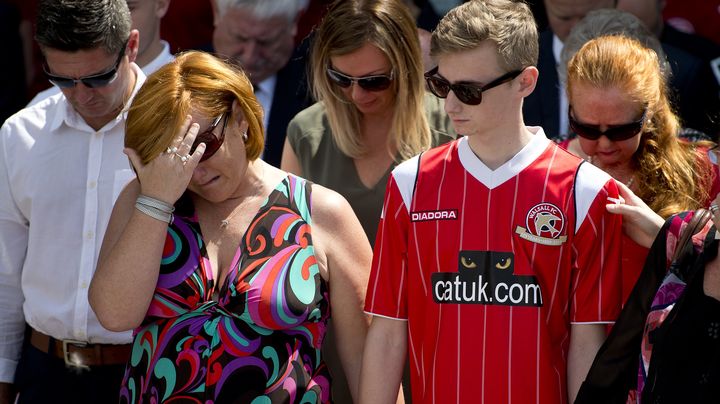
top-left (517, 66), bottom-right (538, 97)
top-left (156, 0), bottom-right (171, 19)
top-left (210, 0), bottom-right (220, 27)
top-left (126, 29), bottom-right (141, 64)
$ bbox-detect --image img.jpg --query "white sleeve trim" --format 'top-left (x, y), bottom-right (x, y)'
top-left (574, 162), bottom-right (613, 233)
top-left (569, 320), bottom-right (616, 325)
top-left (391, 154), bottom-right (421, 212)
top-left (364, 311), bottom-right (409, 322)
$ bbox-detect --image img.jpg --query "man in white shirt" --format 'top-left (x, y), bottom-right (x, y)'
top-left (212, 0), bottom-right (312, 167)
top-left (27, 0), bottom-right (173, 107)
top-left (0, 0), bottom-right (145, 402)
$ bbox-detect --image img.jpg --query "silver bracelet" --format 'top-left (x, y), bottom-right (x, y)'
top-left (135, 201), bottom-right (173, 223)
top-left (136, 194), bottom-right (175, 214)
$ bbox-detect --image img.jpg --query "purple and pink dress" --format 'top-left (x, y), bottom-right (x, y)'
top-left (119, 176), bottom-right (332, 403)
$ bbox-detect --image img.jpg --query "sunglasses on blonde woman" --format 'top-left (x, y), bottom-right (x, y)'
top-left (326, 68), bottom-right (394, 91)
top-left (190, 113), bottom-right (229, 162)
top-left (568, 109), bottom-right (646, 141)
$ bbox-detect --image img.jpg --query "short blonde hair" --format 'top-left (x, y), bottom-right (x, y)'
top-left (126, 51), bottom-right (264, 164)
top-left (567, 35), bottom-right (712, 217)
top-left (310, 0), bottom-right (431, 161)
top-left (430, 0), bottom-right (538, 72)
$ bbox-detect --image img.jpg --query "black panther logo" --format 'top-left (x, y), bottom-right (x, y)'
top-left (432, 251), bottom-right (543, 306)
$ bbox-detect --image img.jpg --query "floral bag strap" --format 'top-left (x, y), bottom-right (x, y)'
top-left (671, 208), bottom-right (712, 264)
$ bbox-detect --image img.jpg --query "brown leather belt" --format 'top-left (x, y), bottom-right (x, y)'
top-left (29, 328), bottom-right (131, 369)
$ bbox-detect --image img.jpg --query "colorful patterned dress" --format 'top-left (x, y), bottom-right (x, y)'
top-left (119, 176), bottom-right (332, 403)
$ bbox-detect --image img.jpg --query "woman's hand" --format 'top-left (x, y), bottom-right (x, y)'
top-left (125, 115), bottom-right (206, 204)
top-left (606, 181), bottom-right (664, 248)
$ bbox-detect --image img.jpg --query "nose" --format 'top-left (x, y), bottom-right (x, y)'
top-left (69, 83), bottom-right (94, 104)
top-left (597, 132), bottom-right (615, 146)
top-left (444, 90), bottom-right (462, 114)
top-left (191, 164), bottom-right (208, 183)
top-left (350, 82), bottom-right (371, 102)
top-left (239, 40), bottom-right (261, 64)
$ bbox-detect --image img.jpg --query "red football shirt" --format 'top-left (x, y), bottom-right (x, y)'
top-left (366, 131), bottom-right (623, 404)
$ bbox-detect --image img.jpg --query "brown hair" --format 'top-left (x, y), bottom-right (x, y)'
top-left (126, 51), bottom-right (264, 164)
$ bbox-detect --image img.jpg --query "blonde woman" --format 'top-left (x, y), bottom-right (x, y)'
top-left (281, 0), bottom-right (455, 245)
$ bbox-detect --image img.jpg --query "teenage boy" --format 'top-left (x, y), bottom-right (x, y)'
top-left (359, 1), bottom-right (623, 403)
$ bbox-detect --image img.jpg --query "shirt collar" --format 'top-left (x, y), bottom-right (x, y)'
top-left (255, 74), bottom-right (277, 96)
top-left (552, 34), bottom-right (564, 67)
top-left (141, 41), bottom-right (174, 76)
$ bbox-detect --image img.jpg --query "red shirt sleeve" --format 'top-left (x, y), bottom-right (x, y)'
top-left (364, 174), bottom-right (410, 320)
top-left (571, 177), bottom-right (623, 323)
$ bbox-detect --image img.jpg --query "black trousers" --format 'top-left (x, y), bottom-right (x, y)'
top-left (14, 341), bottom-right (126, 404)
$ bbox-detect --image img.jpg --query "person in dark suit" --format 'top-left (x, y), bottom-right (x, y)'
top-left (523, 0), bottom-right (615, 140)
top-left (618, 0), bottom-right (720, 138)
top-left (211, 0), bottom-right (312, 167)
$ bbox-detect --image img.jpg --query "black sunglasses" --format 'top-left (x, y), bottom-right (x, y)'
top-left (424, 66), bottom-right (523, 105)
top-left (568, 108), bottom-right (645, 142)
top-left (191, 113), bottom-right (229, 162)
top-left (326, 67), bottom-right (394, 91)
top-left (43, 43), bottom-right (127, 89)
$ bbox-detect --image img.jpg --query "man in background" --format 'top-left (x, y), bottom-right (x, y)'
top-left (212, 0), bottom-right (312, 167)
top-left (618, 0), bottom-right (720, 137)
top-left (523, 0), bottom-right (614, 140)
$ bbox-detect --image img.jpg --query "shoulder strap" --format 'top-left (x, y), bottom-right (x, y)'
top-left (671, 208), bottom-right (712, 263)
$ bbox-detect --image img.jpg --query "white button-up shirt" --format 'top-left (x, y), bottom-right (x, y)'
top-left (0, 63), bottom-right (146, 383)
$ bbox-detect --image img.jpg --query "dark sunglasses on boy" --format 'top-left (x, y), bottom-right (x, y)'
top-left (326, 67), bottom-right (394, 92)
top-left (568, 108), bottom-right (646, 142)
top-left (424, 66), bottom-right (523, 105)
top-left (43, 42), bottom-right (127, 89)
top-left (190, 113), bottom-right (229, 162)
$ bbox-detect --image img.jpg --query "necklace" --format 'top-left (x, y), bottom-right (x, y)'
top-left (219, 194), bottom-right (255, 229)
top-left (220, 211), bottom-right (239, 228)
top-left (587, 155), bottom-right (635, 188)
top-left (218, 163), bottom-right (266, 228)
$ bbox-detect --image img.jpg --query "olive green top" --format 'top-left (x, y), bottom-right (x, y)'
top-left (287, 93), bottom-right (456, 245)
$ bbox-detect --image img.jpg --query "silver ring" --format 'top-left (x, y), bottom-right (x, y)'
top-left (710, 203), bottom-right (719, 214)
top-left (175, 153), bottom-right (189, 163)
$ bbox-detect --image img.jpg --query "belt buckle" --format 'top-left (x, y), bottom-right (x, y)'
top-left (62, 339), bottom-right (90, 370)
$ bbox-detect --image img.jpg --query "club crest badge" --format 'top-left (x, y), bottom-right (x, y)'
top-left (515, 202), bottom-right (568, 246)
